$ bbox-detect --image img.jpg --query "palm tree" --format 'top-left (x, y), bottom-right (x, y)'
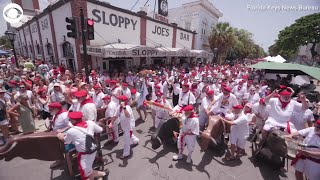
top-left (208, 22), bottom-right (235, 64)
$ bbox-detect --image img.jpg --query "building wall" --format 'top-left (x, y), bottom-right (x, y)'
top-left (146, 20), bottom-right (173, 47)
top-left (87, 2), bottom-right (141, 46)
top-left (30, 21), bottom-right (41, 58)
top-left (38, 14), bottom-right (54, 62)
top-left (168, 0), bottom-right (221, 50)
top-left (51, 2), bottom-right (76, 67)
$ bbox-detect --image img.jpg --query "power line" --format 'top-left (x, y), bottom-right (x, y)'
top-left (94, 30), bottom-right (114, 48)
top-left (131, 0), bottom-right (140, 11)
top-left (144, 0), bottom-right (150, 6)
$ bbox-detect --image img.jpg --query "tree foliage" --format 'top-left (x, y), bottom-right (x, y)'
top-left (268, 13), bottom-right (320, 59)
top-left (208, 22), bottom-right (266, 64)
top-left (0, 35), bottom-right (12, 49)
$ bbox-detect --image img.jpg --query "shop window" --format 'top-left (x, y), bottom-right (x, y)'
top-left (47, 43), bottom-right (53, 55)
top-left (36, 44), bottom-right (41, 54)
top-left (103, 62), bottom-right (107, 70)
top-left (62, 42), bottom-right (72, 57)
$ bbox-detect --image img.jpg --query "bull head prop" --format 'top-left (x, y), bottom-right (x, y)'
top-left (200, 115), bottom-right (226, 152)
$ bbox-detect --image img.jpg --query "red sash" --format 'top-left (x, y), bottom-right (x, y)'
top-left (287, 121), bottom-right (291, 134)
top-left (291, 154), bottom-right (320, 166)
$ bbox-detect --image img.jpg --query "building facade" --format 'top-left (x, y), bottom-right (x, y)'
top-left (168, 0), bottom-right (223, 51)
top-left (12, 0), bottom-right (211, 72)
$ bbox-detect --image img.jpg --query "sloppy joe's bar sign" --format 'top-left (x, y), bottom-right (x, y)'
top-left (80, 46), bottom-right (200, 58)
top-left (146, 20), bottom-right (173, 47)
top-left (87, 2), bottom-right (141, 46)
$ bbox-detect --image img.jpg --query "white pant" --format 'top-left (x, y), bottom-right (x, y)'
top-left (230, 136), bottom-right (246, 149)
top-left (294, 158), bottom-right (320, 180)
top-left (106, 120), bottom-right (119, 142)
top-left (263, 118), bottom-right (297, 133)
top-left (123, 131), bottom-right (139, 156)
top-left (177, 134), bottom-right (196, 155)
top-left (78, 152), bottom-right (96, 178)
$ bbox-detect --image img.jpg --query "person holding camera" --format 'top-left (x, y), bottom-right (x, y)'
top-left (118, 95), bottom-right (139, 159)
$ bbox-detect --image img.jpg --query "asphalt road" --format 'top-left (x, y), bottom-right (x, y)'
top-left (0, 106), bottom-right (295, 180)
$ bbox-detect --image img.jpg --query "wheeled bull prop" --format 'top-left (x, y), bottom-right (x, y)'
top-left (251, 127), bottom-right (293, 168)
top-left (0, 131), bottom-right (104, 179)
top-left (199, 115), bottom-right (226, 151)
top-left (144, 100), bottom-right (181, 149)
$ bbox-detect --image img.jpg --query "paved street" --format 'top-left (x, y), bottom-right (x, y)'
top-left (0, 107), bottom-right (295, 180)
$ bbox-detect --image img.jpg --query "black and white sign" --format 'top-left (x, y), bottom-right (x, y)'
top-left (158, 0), bottom-right (168, 17)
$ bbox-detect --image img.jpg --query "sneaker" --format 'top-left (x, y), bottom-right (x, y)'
top-left (186, 156), bottom-right (192, 163)
top-left (172, 154), bottom-right (183, 161)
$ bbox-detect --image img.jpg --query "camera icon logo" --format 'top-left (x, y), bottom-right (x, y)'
top-left (3, 3), bottom-right (24, 24)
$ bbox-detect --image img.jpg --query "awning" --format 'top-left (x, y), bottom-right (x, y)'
top-left (80, 44), bottom-right (209, 58)
top-left (249, 62), bottom-right (320, 80)
top-left (0, 50), bottom-right (9, 55)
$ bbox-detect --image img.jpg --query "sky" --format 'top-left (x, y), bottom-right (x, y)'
top-left (0, 0), bottom-right (319, 52)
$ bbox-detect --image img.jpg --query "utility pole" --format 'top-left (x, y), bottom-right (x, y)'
top-left (80, 7), bottom-right (90, 84)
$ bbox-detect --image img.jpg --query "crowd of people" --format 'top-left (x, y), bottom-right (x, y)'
top-left (0, 58), bottom-right (319, 180)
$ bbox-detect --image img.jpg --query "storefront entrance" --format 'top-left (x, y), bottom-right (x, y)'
top-left (102, 58), bottom-right (128, 73)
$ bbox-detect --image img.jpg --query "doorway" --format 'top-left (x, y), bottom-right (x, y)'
top-left (109, 59), bottom-right (126, 74)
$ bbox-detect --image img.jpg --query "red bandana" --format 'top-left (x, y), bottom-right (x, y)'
top-left (74, 121), bottom-right (88, 128)
top-left (120, 103), bottom-right (128, 113)
top-left (279, 98), bottom-right (290, 109)
top-left (80, 98), bottom-right (94, 107)
top-left (238, 86), bottom-right (242, 91)
top-left (188, 112), bottom-right (198, 118)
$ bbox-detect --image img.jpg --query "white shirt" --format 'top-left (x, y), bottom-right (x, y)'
top-left (93, 92), bottom-right (105, 108)
top-left (211, 93), bottom-right (238, 114)
top-left (125, 75), bottom-right (136, 87)
top-left (152, 98), bottom-right (172, 120)
top-left (111, 87), bottom-right (122, 104)
top-left (104, 101), bottom-right (119, 125)
top-left (267, 98), bottom-right (302, 124)
top-left (80, 101), bottom-right (97, 122)
top-left (122, 88), bottom-right (131, 100)
top-left (232, 85), bottom-right (246, 101)
top-left (298, 127), bottom-right (320, 148)
top-left (227, 112), bottom-right (249, 138)
top-left (119, 105), bottom-right (135, 131)
top-left (291, 109), bottom-right (315, 130)
top-left (252, 102), bottom-right (270, 120)
top-left (64, 121), bottom-right (103, 152)
top-left (180, 114), bottom-right (199, 135)
top-left (52, 111), bottom-right (69, 132)
top-left (244, 92), bottom-right (260, 105)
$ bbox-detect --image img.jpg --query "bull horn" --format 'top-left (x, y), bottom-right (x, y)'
top-left (210, 137), bottom-right (218, 146)
top-left (0, 141), bottom-right (18, 155)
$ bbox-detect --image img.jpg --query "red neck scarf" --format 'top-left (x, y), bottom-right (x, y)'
top-left (278, 97), bottom-right (290, 109)
top-left (238, 86), bottom-right (242, 91)
top-left (80, 98), bottom-right (94, 107)
top-left (120, 103), bottom-right (128, 113)
top-left (73, 121), bottom-right (88, 128)
top-left (188, 112), bottom-right (198, 118)
top-left (53, 109), bottom-right (66, 123)
top-left (244, 110), bottom-right (252, 114)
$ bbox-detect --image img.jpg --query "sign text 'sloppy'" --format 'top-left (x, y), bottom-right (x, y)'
top-left (91, 9), bottom-right (138, 30)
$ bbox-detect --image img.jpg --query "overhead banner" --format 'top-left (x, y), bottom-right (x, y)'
top-left (158, 0), bottom-right (168, 17)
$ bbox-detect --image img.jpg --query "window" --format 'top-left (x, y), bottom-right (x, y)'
top-left (22, 0), bottom-right (34, 10)
top-left (47, 43), bottom-right (53, 55)
top-left (36, 44), bottom-right (41, 54)
top-left (103, 62), bottom-right (107, 70)
top-left (62, 42), bottom-right (71, 57)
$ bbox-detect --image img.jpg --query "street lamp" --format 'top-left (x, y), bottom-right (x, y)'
top-left (5, 30), bottom-right (19, 67)
top-left (212, 47), bottom-right (218, 65)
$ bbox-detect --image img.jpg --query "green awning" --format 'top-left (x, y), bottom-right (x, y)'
top-left (249, 62), bottom-right (320, 80)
